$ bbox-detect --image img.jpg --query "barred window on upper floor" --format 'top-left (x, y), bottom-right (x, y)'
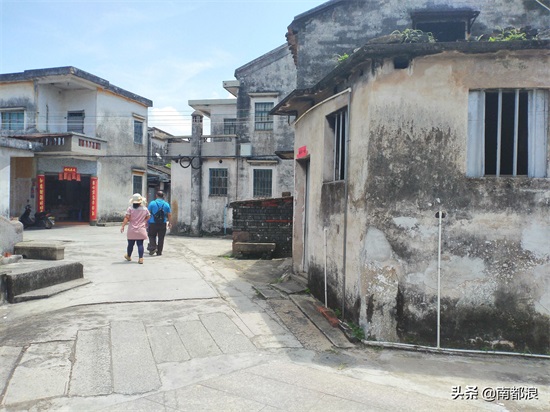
top-left (1, 110), bottom-right (24, 131)
top-left (254, 103), bottom-right (274, 131)
top-left (467, 89), bottom-right (548, 178)
top-left (134, 119), bottom-right (144, 144)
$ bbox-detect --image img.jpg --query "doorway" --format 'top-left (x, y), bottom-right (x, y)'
top-left (45, 174), bottom-right (91, 222)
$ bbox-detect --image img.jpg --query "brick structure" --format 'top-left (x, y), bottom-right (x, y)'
top-left (230, 196), bottom-right (293, 258)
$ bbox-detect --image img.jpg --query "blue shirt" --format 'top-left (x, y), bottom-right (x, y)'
top-left (148, 199), bottom-right (171, 224)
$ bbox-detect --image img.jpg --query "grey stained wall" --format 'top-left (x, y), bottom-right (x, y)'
top-left (289, 0), bottom-right (550, 88)
top-left (235, 45), bottom-right (297, 199)
top-left (293, 49), bottom-right (550, 353)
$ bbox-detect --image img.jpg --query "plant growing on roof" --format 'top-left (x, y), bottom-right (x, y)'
top-left (391, 28), bottom-right (435, 43)
top-left (336, 53), bottom-right (350, 64)
top-left (488, 26), bottom-right (529, 41)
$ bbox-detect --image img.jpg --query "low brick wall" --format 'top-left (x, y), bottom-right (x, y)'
top-left (230, 196), bottom-right (293, 258)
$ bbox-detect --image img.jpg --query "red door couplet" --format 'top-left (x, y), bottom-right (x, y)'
top-left (36, 174), bottom-right (46, 212)
top-left (90, 176), bottom-right (98, 223)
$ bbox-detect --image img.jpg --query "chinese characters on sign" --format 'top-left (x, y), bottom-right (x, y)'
top-left (90, 176), bottom-right (98, 221)
top-left (37, 174), bottom-right (45, 212)
top-left (452, 386), bottom-right (538, 402)
top-left (59, 166), bottom-right (81, 181)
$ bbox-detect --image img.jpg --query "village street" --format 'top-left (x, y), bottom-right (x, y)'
top-left (0, 225), bottom-right (548, 411)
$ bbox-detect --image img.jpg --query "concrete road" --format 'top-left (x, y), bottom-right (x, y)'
top-left (0, 225), bottom-right (548, 411)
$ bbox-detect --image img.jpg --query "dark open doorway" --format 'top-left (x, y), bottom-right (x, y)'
top-left (45, 174), bottom-right (91, 222)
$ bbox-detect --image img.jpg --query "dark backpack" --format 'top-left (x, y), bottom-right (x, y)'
top-left (153, 201), bottom-right (165, 224)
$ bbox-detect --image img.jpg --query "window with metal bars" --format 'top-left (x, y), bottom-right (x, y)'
top-left (134, 120), bottom-right (143, 144)
top-left (1, 110), bottom-right (24, 131)
top-left (132, 175), bottom-right (143, 195)
top-left (223, 118), bottom-right (237, 135)
top-left (467, 90), bottom-right (548, 177)
top-left (253, 169), bottom-right (272, 198)
top-left (254, 102), bottom-right (274, 131)
top-left (327, 108), bottom-right (348, 181)
top-left (67, 111), bottom-right (84, 133)
top-left (209, 168), bottom-right (228, 196)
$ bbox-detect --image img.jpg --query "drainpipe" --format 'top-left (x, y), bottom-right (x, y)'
top-left (324, 228), bottom-right (328, 307)
top-left (341, 90), bottom-right (352, 319)
top-left (436, 204), bottom-right (446, 350)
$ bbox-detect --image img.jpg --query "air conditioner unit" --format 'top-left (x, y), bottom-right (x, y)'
top-left (240, 143), bottom-right (252, 157)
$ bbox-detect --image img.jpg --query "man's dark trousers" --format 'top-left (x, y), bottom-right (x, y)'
top-left (148, 223), bottom-right (167, 255)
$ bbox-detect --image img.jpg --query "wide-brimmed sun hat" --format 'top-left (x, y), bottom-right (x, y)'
top-left (130, 193), bottom-right (145, 204)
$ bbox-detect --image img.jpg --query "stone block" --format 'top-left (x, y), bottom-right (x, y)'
top-left (14, 242), bottom-right (65, 260)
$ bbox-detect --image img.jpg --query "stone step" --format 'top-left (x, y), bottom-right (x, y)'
top-left (11, 278), bottom-right (91, 303)
top-left (4, 260), bottom-right (84, 303)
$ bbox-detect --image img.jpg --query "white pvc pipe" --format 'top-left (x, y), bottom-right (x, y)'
top-left (437, 208), bottom-right (442, 349)
top-left (361, 340), bottom-right (550, 360)
top-left (324, 228), bottom-right (328, 307)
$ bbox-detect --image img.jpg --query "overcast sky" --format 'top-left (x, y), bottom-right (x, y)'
top-left (0, 0), bottom-right (327, 135)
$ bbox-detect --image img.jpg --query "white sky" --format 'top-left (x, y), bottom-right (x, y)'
top-left (0, 0), bottom-right (327, 135)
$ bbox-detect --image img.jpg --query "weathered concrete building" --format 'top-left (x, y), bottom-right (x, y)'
top-left (0, 67), bottom-right (152, 223)
top-left (169, 45), bottom-right (296, 234)
top-left (274, 2), bottom-right (550, 353)
top-left (147, 127), bottom-right (171, 203)
top-left (287, 0), bottom-right (550, 88)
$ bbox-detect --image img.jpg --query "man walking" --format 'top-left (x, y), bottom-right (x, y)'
top-left (147, 191), bottom-right (172, 256)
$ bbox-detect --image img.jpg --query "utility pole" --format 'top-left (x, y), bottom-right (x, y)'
top-left (190, 111), bottom-right (203, 236)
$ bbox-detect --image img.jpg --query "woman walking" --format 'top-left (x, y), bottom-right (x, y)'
top-left (120, 193), bottom-right (150, 264)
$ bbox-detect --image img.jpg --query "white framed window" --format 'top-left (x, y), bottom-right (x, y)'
top-left (326, 108), bottom-right (348, 181)
top-left (253, 168), bottom-right (273, 198)
top-left (1, 109), bottom-right (24, 131)
top-left (67, 111), bottom-right (84, 133)
top-left (468, 89), bottom-right (548, 177)
top-left (209, 168), bottom-right (228, 196)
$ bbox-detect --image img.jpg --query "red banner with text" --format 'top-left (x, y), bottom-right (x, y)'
top-left (37, 174), bottom-right (45, 212)
top-left (90, 177), bottom-right (98, 221)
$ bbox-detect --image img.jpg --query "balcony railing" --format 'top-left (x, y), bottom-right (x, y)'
top-left (37, 133), bottom-right (107, 156)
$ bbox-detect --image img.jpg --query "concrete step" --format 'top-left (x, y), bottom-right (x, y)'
top-left (290, 295), bottom-right (356, 349)
top-left (4, 260), bottom-right (85, 303)
top-left (11, 278), bottom-right (91, 303)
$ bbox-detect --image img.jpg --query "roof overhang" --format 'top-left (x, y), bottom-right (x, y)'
top-left (274, 40), bottom-right (550, 117)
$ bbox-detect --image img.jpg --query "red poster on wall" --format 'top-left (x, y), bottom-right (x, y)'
top-left (37, 174), bottom-right (46, 212)
top-left (90, 176), bottom-right (98, 221)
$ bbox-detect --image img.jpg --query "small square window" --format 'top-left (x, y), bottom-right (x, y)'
top-left (209, 168), bottom-right (228, 196)
top-left (67, 111), bottom-right (84, 133)
top-left (223, 118), bottom-right (237, 135)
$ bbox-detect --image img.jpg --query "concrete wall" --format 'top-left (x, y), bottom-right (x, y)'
top-left (290, 0), bottom-right (550, 89)
top-left (235, 45), bottom-right (297, 200)
top-left (294, 50), bottom-right (550, 353)
top-left (95, 90), bottom-right (148, 221)
top-left (0, 216), bottom-right (23, 255)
